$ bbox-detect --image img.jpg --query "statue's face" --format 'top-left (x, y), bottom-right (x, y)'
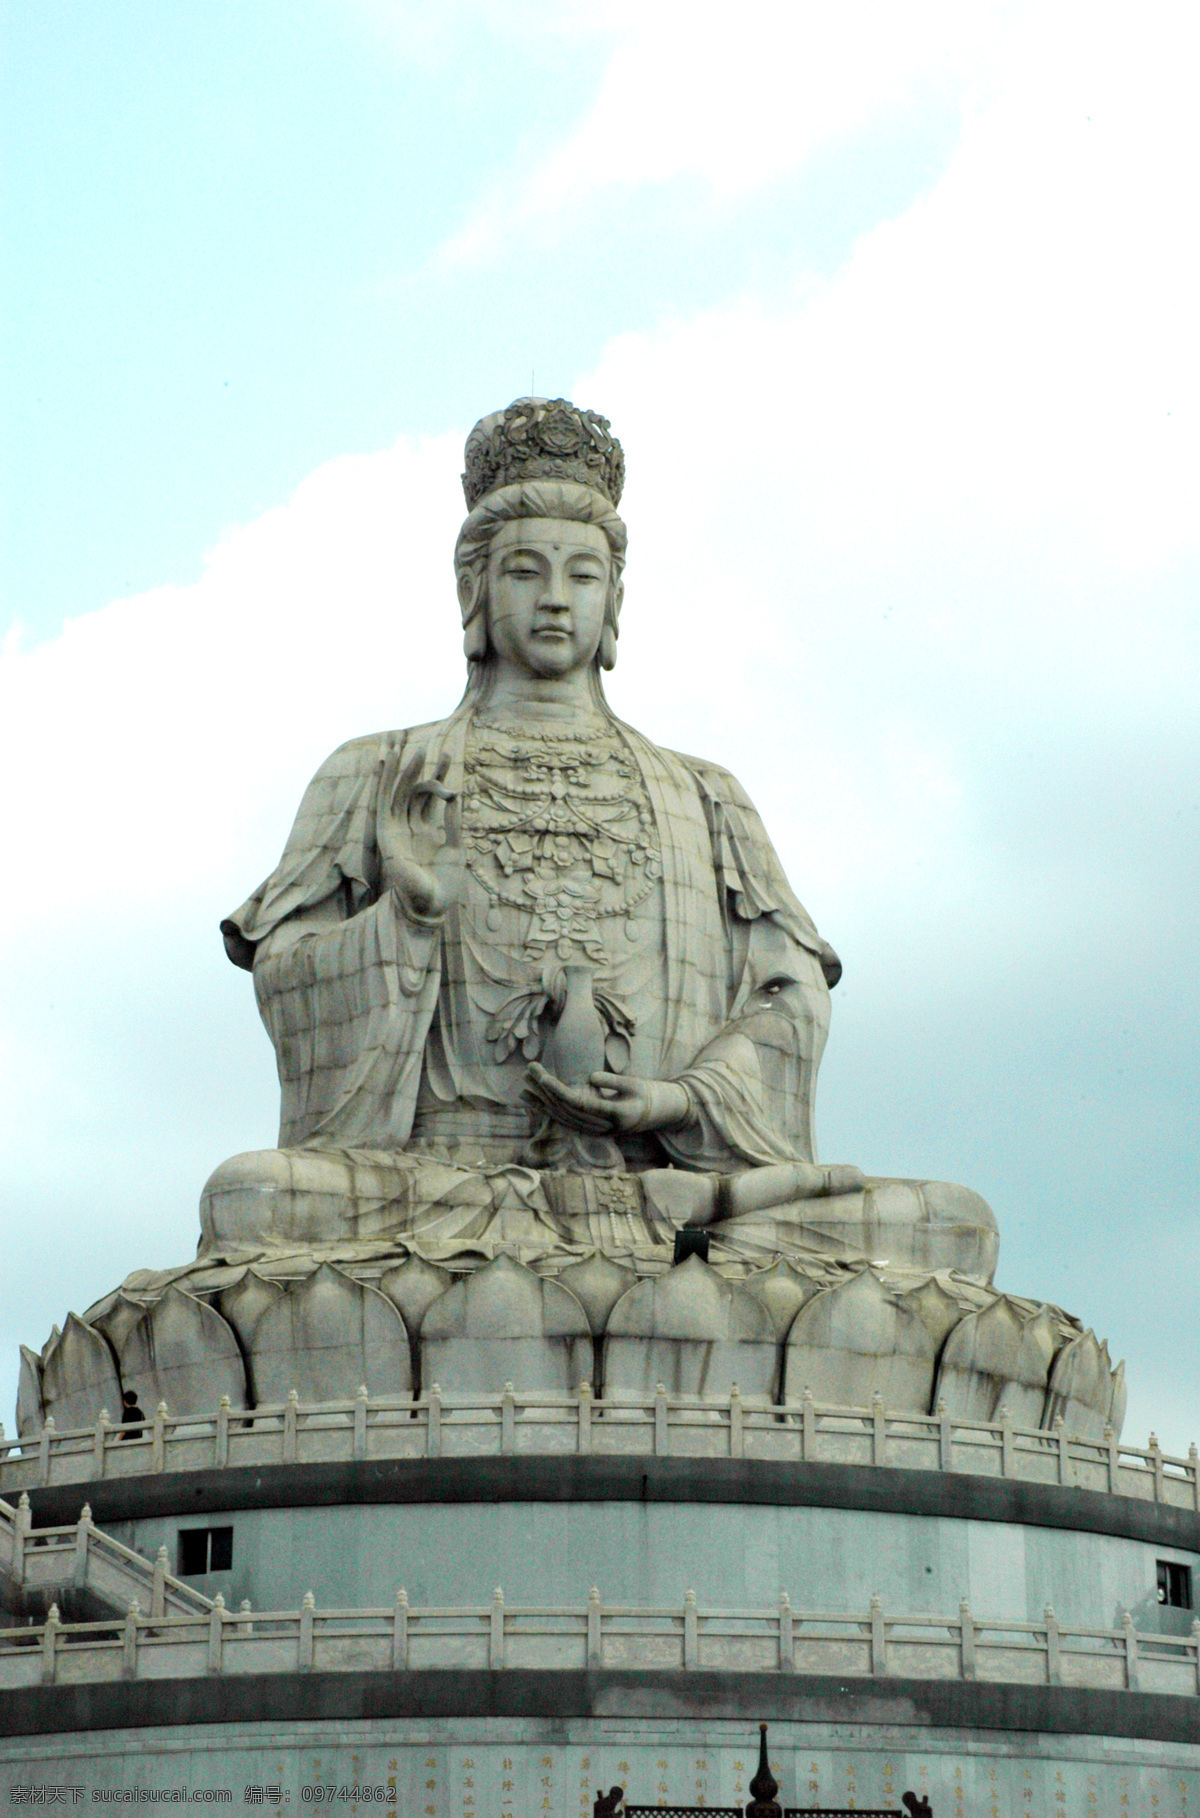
top-left (485, 517), bottom-right (611, 679)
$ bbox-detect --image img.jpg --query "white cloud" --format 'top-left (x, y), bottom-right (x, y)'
top-left (432, 0), bottom-right (998, 267)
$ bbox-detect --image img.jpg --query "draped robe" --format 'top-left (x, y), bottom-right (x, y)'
top-left (222, 702), bottom-right (842, 1177)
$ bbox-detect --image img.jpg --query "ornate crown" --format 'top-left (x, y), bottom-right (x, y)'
top-left (462, 398), bottom-right (625, 510)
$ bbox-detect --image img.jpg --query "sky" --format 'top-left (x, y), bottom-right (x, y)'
top-left (2, 1), bottom-right (1198, 1450)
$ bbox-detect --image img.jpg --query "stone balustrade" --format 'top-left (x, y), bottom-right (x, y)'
top-left (2, 1588), bottom-right (1198, 1697)
top-left (0, 1387), bottom-right (1195, 1510)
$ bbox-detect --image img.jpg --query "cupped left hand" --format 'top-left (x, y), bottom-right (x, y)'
top-left (523, 1063), bottom-right (691, 1137)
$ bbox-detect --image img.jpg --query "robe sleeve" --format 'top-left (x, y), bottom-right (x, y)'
top-left (676, 751), bottom-right (842, 987)
top-left (656, 753), bottom-right (838, 1170)
top-left (220, 730), bottom-right (444, 1149)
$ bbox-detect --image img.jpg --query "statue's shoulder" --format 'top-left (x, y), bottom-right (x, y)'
top-left (299, 720), bottom-right (445, 802)
top-left (312, 721), bottom-right (443, 782)
top-left (664, 746), bottom-right (761, 818)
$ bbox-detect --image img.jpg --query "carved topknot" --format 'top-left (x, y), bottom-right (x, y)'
top-left (462, 398), bottom-right (624, 510)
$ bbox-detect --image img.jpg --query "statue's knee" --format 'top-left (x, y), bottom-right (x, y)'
top-left (919, 1180), bottom-right (998, 1238)
top-left (199, 1147), bottom-right (359, 1251)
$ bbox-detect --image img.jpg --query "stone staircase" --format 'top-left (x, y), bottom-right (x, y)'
top-left (0, 1492), bottom-right (212, 1620)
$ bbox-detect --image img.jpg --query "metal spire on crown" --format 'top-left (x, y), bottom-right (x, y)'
top-left (462, 397), bottom-right (625, 510)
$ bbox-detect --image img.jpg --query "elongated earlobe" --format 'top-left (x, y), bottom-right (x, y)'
top-left (463, 613), bottom-right (488, 662)
top-left (458, 568), bottom-right (488, 661)
top-left (599, 578), bottom-right (623, 670)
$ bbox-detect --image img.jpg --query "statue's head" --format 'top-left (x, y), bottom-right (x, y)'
top-left (454, 399), bottom-right (627, 689)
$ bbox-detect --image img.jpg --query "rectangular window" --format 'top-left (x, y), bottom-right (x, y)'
top-left (1158, 1560), bottom-right (1192, 1608)
top-left (178, 1526), bottom-right (234, 1576)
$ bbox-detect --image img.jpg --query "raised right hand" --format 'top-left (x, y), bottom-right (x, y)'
top-left (376, 740), bottom-right (456, 921)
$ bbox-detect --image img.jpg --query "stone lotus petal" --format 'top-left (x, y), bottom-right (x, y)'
top-left (88, 1290), bottom-right (155, 1354)
top-left (119, 1286), bottom-right (247, 1417)
top-left (1108, 1358), bottom-right (1128, 1434)
top-left (603, 1256), bottom-right (776, 1404)
top-left (420, 1254), bottom-right (592, 1396)
top-left (379, 1255), bottom-right (454, 1333)
top-left (250, 1265), bottom-right (411, 1405)
top-left (898, 1275), bottom-right (970, 1352)
top-left (553, 1252), bottom-right (639, 1336)
top-left (217, 1270), bottom-right (284, 1351)
top-left (40, 1313), bottom-right (122, 1433)
top-left (17, 1344), bottom-right (44, 1435)
top-left (740, 1259), bottom-right (823, 1341)
top-left (934, 1299), bottom-right (1059, 1426)
top-left (379, 1254), bottom-right (454, 1394)
top-left (1043, 1330), bottom-right (1118, 1439)
top-left (783, 1268), bottom-right (939, 1412)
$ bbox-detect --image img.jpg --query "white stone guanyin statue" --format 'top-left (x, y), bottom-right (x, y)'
top-left (206, 399), bottom-right (998, 1279)
top-left (19, 399), bottom-right (1125, 1441)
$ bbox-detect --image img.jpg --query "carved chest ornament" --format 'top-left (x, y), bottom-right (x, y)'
top-left (463, 724), bottom-right (659, 1073)
top-left (463, 724), bottom-right (662, 963)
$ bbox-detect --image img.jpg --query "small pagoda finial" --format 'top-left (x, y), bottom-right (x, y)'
top-left (745, 1722), bottom-right (780, 1818)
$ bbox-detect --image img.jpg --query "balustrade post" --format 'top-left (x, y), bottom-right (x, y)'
top-left (1149, 1433), bottom-right (1164, 1502)
top-left (1189, 1445), bottom-right (1200, 1514)
top-left (578, 1381), bottom-right (592, 1455)
top-left (38, 1418), bottom-right (55, 1487)
top-left (298, 1591), bottom-right (315, 1671)
top-left (428, 1385), bottom-right (442, 1459)
top-left (40, 1603), bottom-right (60, 1685)
top-left (871, 1391), bottom-right (886, 1466)
top-left (729, 1385), bottom-right (744, 1460)
top-left (683, 1589), bottom-right (698, 1670)
top-left (937, 1400), bottom-right (953, 1472)
top-left (999, 1406), bottom-right (1014, 1479)
top-left (1192, 1619), bottom-right (1200, 1696)
top-left (74, 1503), bottom-right (92, 1590)
top-left (959, 1600), bottom-right (976, 1681)
top-left (654, 1384), bottom-right (669, 1456)
top-left (238, 1601), bottom-right (254, 1636)
top-left (152, 1403), bottom-right (168, 1474)
top-left (869, 1594), bottom-right (886, 1676)
top-left (801, 1389), bottom-right (816, 1461)
top-left (207, 1595), bottom-right (225, 1674)
top-left (490, 1587), bottom-right (505, 1669)
top-left (123, 1599), bottom-right (140, 1679)
top-left (354, 1385), bottom-right (368, 1462)
top-left (587, 1585), bottom-right (602, 1670)
top-left (93, 1410), bottom-right (110, 1479)
top-left (1105, 1423), bottom-right (1119, 1494)
top-left (1122, 1612), bottom-right (1139, 1690)
top-left (501, 1383), bottom-right (516, 1454)
top-left (392, 1588), bottom-right (409, 1670)
top-left (1044, 1605), bottom-right (1061, 1685)
top-left (12, 1492), bottom-right (31, 1585)
top-left (1054, 1417), bottom-right (1070, 1486)
top-left (778, 1592), bottom-right (794, 1672)
top-left (152, 1545), bottom-right (168, 1619)
top-left (215, 1397), bottom-right (230, 1470)
top-left (283, 1391), bottom-right (299, 1464)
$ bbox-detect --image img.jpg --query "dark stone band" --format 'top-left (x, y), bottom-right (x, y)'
top-left (26, 1453), bottom-right (1200, 1551)
top-left (4, 1668), bottom-right (1200, 1745)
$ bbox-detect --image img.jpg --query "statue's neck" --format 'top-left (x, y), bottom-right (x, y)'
top-left (474, 664), bottom-right (609, 729)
